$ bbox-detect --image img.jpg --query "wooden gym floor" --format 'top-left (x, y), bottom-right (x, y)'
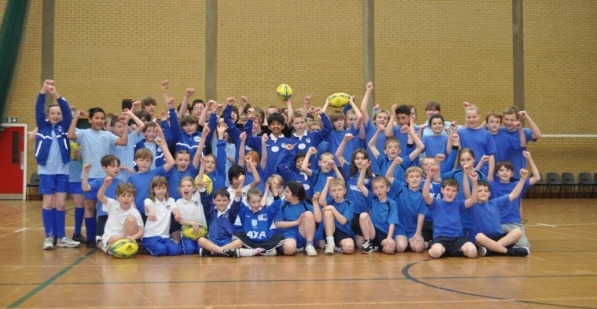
top-left (0, 198), bottom-right (596, 309)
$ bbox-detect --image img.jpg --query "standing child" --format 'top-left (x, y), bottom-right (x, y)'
top-left (501, 107), bottom-right (541, 178)
top-left (68, 106), bottom-right (128, 248)
top-left (142, 176), bottom-right (183, 256)
top-left (457, 104), bottom-right (497, 181)
top-left (35, 80), bottom-right (80, 249)
top-left (485, 111), bottom-right (526, 165)
top-left (469, 170), bottom-right (530, 257)
top-left (357, 163), bottom-right (398, 254)
top-left (422, 165), bottom-right (479, 259)
top-left (274, 181), bottom-right (319, 256)
top-left (317, 177), bottom-right (356, 255)
top-left (128, 128), bottom-right (175, 222)
top-left (82, 156), bottom-right (123, 248)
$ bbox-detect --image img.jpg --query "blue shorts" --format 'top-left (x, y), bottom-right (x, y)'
top-left (68, 182), bottom-right (84, 194)
top-left (85, 178), bottom-right (99, 200)
top-left (211, 237), bottom-right (232, 247)
top-left (39, 174), bottom-right (69, 194)
top-left (283, 230), bottom-right (306, 248)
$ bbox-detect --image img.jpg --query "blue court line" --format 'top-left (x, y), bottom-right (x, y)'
top-left (402, 260), bottom-right (597, 309)
top-left (7, 249), bottom-right (97, 308)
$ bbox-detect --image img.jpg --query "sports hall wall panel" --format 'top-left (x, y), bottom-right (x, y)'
top-left (1, 1), bottom-right (595, 180)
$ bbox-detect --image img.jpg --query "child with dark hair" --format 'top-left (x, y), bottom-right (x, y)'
top-left (68, 104), bottom-right (128, 248)
top-left (274, 181), bottom-right (319, 256)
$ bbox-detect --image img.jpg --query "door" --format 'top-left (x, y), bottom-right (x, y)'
top-left (0, 124), bottom-right (27, 200)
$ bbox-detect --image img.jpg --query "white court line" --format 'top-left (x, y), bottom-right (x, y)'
top-left (536, 223), bottom-right (557, 227)
top-left (13, 228), bottom-right (28, 233)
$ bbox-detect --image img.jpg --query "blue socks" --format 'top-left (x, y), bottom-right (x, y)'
top-left (55, 210), bottom-right (66, 238)
top-left (85, 217), bottom-right (96, 241)
top-left (74, 207), bottom-right (84, 235)
top-left (42, 208), bottom-right (55, 237)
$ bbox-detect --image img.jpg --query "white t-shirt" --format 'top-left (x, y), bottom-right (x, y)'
top-left (175, 193), bottom-right (207, 227)
top-left (143, 197), bottom-right (176, 238)
top-left (102, 198), bottom-right (143, 240)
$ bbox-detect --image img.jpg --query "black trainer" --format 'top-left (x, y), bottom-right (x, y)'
top-left (508, 247), bottom-right (530, 257)
top-left (199, 248), bottom-right (212, 257)
top-left (223, 249), bottom-right (240, 258)
top-left (86, 239), bottom-right (96, 248)
top-left (72, 234), bottom-right (87, 243)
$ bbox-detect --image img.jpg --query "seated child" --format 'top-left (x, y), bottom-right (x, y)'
top-left (197, 186), bottom-right (263, 258)
top-left (469, 171), bottom-right (530, 257)
top-left (96, 177), bottom-right (144, 255)
top-left (357, 162), bottom-right (398, 255)
top-left (316, 177), bottom-right (356, 255)
top-left (142, 176), bottom-right (183, 256)
top-left (233, 188), bottom-right (285, 256)
top-left (173, 177), bottom-right (207, 255)
top-left (422, 165), bottom-right (479, 259)
top-left (274, 181), bottom-right (319, 257)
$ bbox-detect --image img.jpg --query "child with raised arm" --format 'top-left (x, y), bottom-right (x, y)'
top-left (317, 177), bottom-right (356, 255)
top-left (128, 128), bottom-right (175, 221)
top-left (197, 185), bottom-right (263, 258)
top-left (336, 134), bottom-right (374, 249)
top-left (501, 107), bottom-right (541, 179)
top-left (68, 107), bottom-right (128, 248)
top-left (233, 188), bottom-right (285, 256)
top-left (384, 104), bottom-right (415, 159)
top-left (96, 177), bottom-right (144, 255)
top-left (356, 161), bottom-right (398, 254)
top-left (35, 80), bottom-right (80, 250)
top-left (82, 156), bottom-right (123, 248)
top-left (327, 96), bottom-right (363, 164)
top-left (173, 177), bottom-right (207, 255)
top-left (485, 111), bottom-right (526, 166)
top-left (110, 102), bottom-right (145, 181)
top-left (142, 176), bottom-right (183, 256)
top-left (422, 114), bottom-right (452, 158)
top-left (288, 96), bottom-right (332, 166)
top-left (492, 151), bottom-right (541, 248)
top-left (300, 147), bottom-right (343, 198)
top-left (422, 165), bottom-right (479, 259)
top-left (274, 181), bottom-right (319, 256)
top-left (359, 82), bottom-right (390, 175)
top-left (469, 170), bottom-right (530, 257)
top-left (385, 163), bottom-right (428, 253)
top-left (277, 143), bottom-right (313, 196)
top-left (458, 104), bottom-right (497, 181)
top-left (167, 124), bottom-right (208, 201)
top-left (369, 123), bottom-right (424, 181)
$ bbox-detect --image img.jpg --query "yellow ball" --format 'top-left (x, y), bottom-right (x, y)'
top-left (70, 141), bottom-right (81, 160)
top-left (327, 92), bottom-right (351, 108)
top-left (195, 174), bottom-right (213, 195)
top-left (181, 225), bottom-right (208, 240)
top-left (110, 239), bottom-right (139, 259)
top-left (276, 84), bottom-right (293, 101)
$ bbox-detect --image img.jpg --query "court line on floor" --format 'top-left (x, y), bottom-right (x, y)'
top-left (401, 260), bottom-right (597, 309)
top-left (6, 249), bottom-right (97, 308)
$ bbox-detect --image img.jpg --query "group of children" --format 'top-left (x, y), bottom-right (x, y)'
top-left (35, 79), bottom-right (542, 259)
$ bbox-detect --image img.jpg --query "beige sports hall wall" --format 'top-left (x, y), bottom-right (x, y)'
top-left (2, 0), bottom-right (595, 182)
